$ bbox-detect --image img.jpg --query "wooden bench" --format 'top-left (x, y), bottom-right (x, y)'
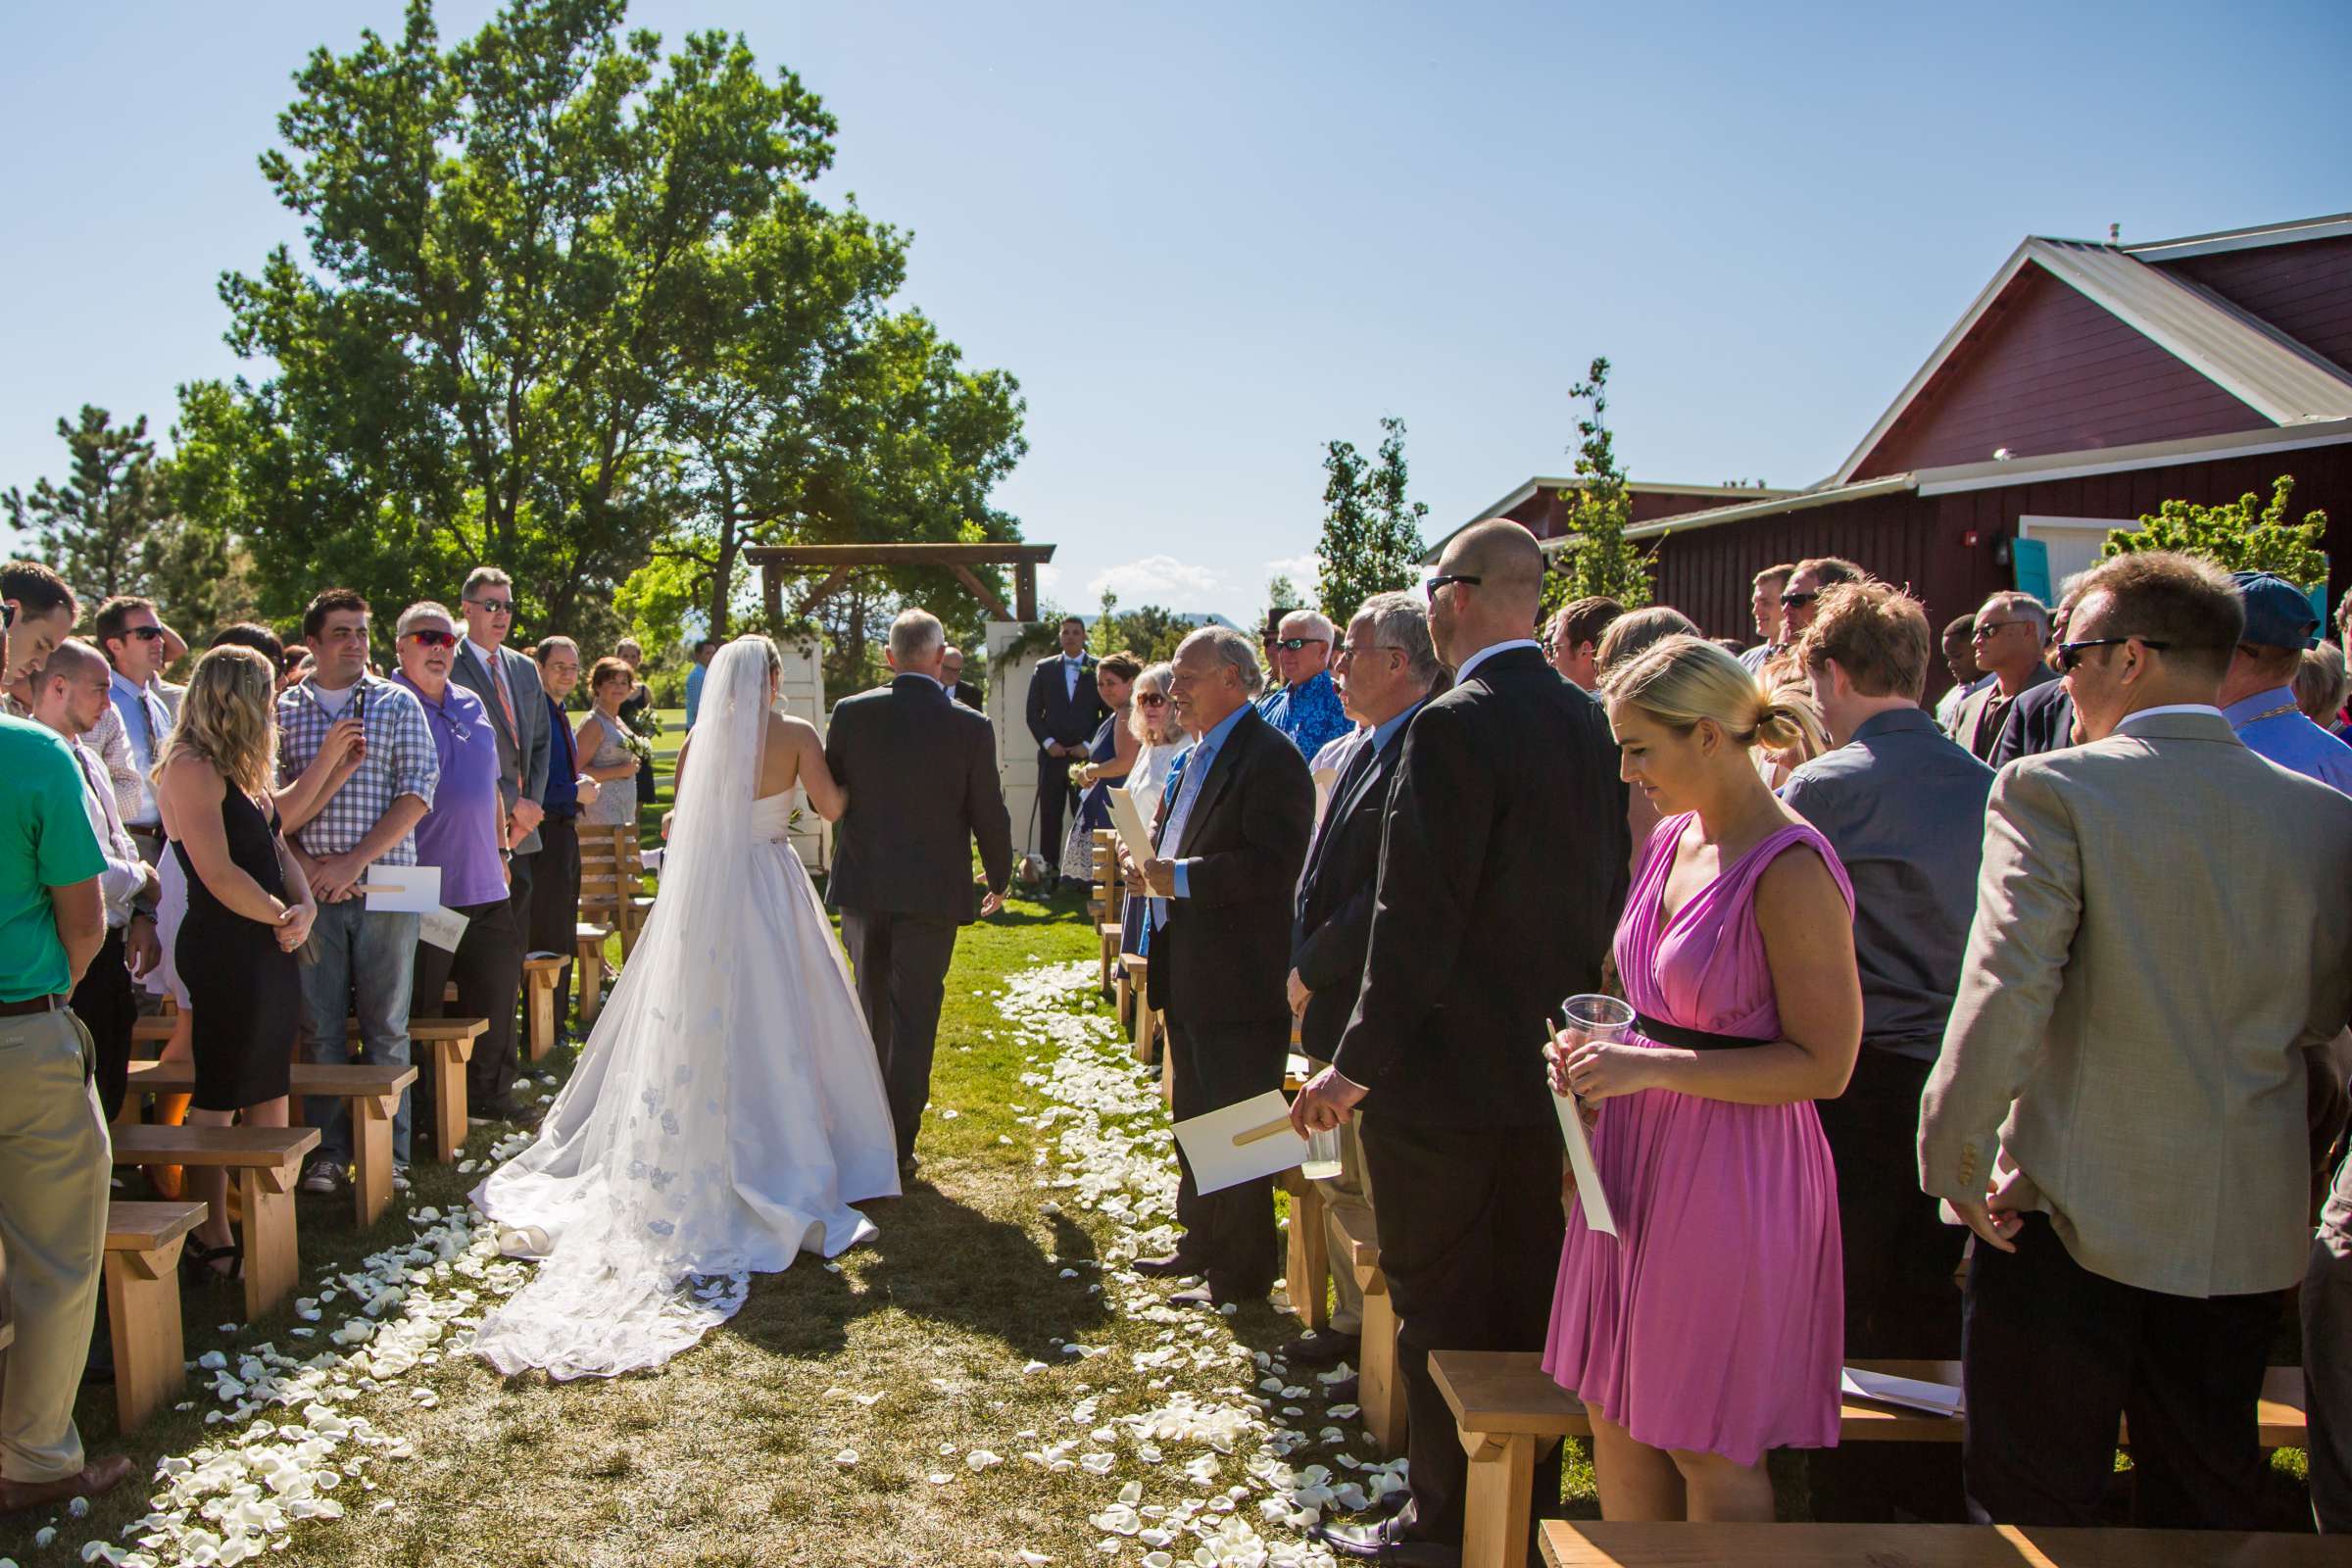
top-left (1537, 1520), bottom-right (2344, 1567)
top-left (575, 921), bottom-right (612, 1026)
top-left (1090, 830), bottom-right (1121, 997)
top-left (1442, 1350), bottom-right (2312, 1568)
top-left (1118, 954), bottom-right (1157, 1066)
top-left (110, 1125), bottom-right (318, 1319)
top-left (103, 1200), bottom-right (205, 1432)
top-left (1330, 1200), bottom-right (1406, 1457)
top-left (349, 1016), bottom-right (485, 1160)
top-left (578, 824), bottom-right (654, 956)
top-left (125, 1060), bottom-right (417, 1226)
top-left (522, 955), bottom-right (566, 1061)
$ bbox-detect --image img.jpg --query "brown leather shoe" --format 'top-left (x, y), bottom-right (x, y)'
top-left (0, 1453), bottom-right (135, 1516)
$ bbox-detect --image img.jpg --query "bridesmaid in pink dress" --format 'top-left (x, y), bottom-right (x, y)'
top-left (1544, 635), bottom-right (1863, 1522)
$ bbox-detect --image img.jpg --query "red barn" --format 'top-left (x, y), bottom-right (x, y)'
top-left (1522, 214), bottom-right (2352, 638)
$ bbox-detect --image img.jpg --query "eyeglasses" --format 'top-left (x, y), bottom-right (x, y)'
top-left (1136, 692), bottom-right (1169, 707)
top-left (124, 625), bottom-right (167, 642)
top-left (1424, 574), bottom-right (1482, 602)
top-left (468, 598), bottom-right (514, 615)
top-left (2056, 636), bottom-right (2170, 672)
top-left (1778, 590), bottom-right (1820, 609)
top-left (1273, 637), bottom-right (1327, 652)
top-left (405, 628), bottom-right (460, 648)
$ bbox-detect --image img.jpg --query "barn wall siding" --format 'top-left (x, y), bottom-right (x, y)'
top-left (2160, 234), bottom-right (2352, 375)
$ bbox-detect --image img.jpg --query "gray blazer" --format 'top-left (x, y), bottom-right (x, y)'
top-left (1919, 710), bottom-right (2352, 1298)
top-left (452, 641), bottom-right (552, 856)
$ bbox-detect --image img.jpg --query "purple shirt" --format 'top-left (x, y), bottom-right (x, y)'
top-left (392, 674), bottom-right (508, 907)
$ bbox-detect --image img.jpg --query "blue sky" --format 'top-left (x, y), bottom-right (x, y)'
top-left (4, 0), bottom-right (2347, 625)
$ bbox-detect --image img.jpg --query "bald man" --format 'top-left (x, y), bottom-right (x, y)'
top-left (1297, 519), bottom-right (1629, 1561)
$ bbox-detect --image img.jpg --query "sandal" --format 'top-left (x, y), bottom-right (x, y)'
top-left (180, 1242), bottom-right (242, 1287)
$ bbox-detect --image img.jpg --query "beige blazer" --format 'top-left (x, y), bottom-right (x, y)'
top-left (1919, 710), bottom-right (2352, 1298)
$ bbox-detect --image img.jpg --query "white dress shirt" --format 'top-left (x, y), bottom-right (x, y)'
top-left (107, 667), bottom-right (171, 828)
top-left (1453, 638), bottom-right (1543, 684)
top-left (68, 736), bottom-right (149, 928)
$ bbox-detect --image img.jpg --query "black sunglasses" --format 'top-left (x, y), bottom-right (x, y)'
top-left (123, 624), bottom-right (167, 642)
top-left (1, 601), bottom-right (14, 631)
top-left (1778, 590), bottom-right (1820, 608)
top-left (1424, 573), bottom-right (1482, 602)
top-left (2057, 636), bottom-right (2171, 672)
top-left (405, 628), bottom-right (460, 648)
top-left (1273, 636), bottom-right (1327, 652)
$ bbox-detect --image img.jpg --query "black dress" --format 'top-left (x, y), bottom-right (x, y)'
top-left (616, 682), bottom-right (657, 803)
top-left (175, 785), bottom-right (300, 1111)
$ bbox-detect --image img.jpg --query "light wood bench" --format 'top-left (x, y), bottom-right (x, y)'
top-left (522, 955), bottom-right (566, 1061)
top-left (1539, 1520), bottom-right (2343, 1567)
top-left (1330, 1199), bottom-right (1405, 1457)
top-left (1442, 1351), bottom-right (2312, 1568)
top-left (578, 824), bottom-right (654, 956)
top-left (1118, 954), bottom-right (1157, 1066)
top-left (103, 1200), bottom-right (205, 1432)
top-left (347, 1016), bottom-right (485, 1160)
top-left (576, 921), bottom-right (612, 1026)
top-left (1276, 1053), bottom-right (1332, 1335)
top-left (111, 1125), bottom-right (319, 1319)
top-left (1090, 830), bottom-right (1121, 997)
top-left (125, 1060), bottom-right (417, 1226)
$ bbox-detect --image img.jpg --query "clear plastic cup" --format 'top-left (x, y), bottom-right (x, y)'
top-left (1300, 1125), bottom-right (1344, 1181)
top-left (1560, 993), bottom-right (1635, 1046)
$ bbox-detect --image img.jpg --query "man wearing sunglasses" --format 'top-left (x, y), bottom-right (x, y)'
top-left (1950, 590), bottom-right (2055, 762)
top-left (1922, 549), bottom-right (2352, 1532)
top-left (451, 566), bottom-right (551, 921)
top-left (1257, 610), bottom-right (1350, 760)
top-left (92, 597), bottom-right (175, 867)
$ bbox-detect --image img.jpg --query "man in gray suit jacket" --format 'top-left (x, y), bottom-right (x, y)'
top-left (1920, 551), bottom-right (2352, 1530)
top-left (451, 567), bottom-right (550, 917)
top-left (826, 609), bottom-right (1013, 1175)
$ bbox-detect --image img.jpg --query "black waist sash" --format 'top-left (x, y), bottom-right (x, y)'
top-left (1634, 1011), bottom-right (1767, 1052)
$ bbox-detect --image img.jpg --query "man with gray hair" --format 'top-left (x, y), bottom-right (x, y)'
top-left (1952, 589), bottom-right (2055, 761)
top-left (1258, 608), bottom-right (1350, 760)
top-left (1126, 624), bottom-right (1313, 1307)
top-left (1279, 591), bottom-right (1442, 1369)
top-left (825, 608), bottom-right (1014, 1174)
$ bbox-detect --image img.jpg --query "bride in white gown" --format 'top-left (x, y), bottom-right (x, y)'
top-left (471, 637), bottom-right (901, 1380)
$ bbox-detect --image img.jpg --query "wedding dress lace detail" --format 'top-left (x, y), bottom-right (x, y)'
top-left (469, 641), bottom-right (899, 1379)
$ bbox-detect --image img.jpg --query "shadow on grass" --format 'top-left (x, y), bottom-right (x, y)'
top-left (719, 1178), bottom-right (1108, 1367)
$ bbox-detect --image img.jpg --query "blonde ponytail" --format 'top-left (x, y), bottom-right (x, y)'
top-left (1604, 633), bottom-right (1811, 755)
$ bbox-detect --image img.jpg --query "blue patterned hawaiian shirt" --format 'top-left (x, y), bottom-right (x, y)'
top-left (1256, 669), bottom-right (1349, 760)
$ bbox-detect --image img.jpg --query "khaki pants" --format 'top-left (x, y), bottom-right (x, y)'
top-left (1311, 1076), bottom-right (1376, 1337)
top-left (0, 1008), bottom-right (111, 1482)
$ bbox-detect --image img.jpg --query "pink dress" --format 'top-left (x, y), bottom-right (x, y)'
top-left (1542, 812), bottom-right (1850, 1465)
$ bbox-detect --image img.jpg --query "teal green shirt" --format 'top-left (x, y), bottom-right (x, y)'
top-left (0, 715), bottom-right (107, 1002)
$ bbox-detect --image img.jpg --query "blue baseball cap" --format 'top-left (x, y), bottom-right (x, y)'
top-left (2230, 571), bottom-right (2321, 650)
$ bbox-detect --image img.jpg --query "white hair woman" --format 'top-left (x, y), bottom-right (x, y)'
top-left (1544, 634), bottom-right (1861, 1523)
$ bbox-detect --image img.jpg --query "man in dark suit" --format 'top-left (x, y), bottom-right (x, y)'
top-left (1281, 590), bottom-right (1443, 1367)
top-left (1128, 627), bottom-right (1314, 1309)
top-left (827, 609), bottom-right (1014, 1176)
top-left (1989, 586), bottom-right (2082, 767)
top-left (451, 566), bottom-right (551, 914)
top-left (942, 644), bottom-right (986, 712)
top-left (1024, 615), bottom-right (1106, 889)
top-left (1297, 519), bottom-right (1629, 1565)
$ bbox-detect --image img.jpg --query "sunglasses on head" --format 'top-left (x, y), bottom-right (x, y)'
top-left (1273, 637), bottom-right (1327, 652)
top-left (406, 628), bottom-right (460, 648)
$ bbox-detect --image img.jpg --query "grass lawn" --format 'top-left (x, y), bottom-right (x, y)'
top-left (6, 720), bottom-right (2317, 1564)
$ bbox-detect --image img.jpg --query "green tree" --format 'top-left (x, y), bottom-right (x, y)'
top-left (1100, 605), bottom-right (1193, 665)
top-left (2100, 474), bottom-right (2328, 583)
top-left (1095, 588), bottom-right (1120, 654)
top-left (5, 405), bottom-right (257, 639)
top-left (1315, 416), bottom-right (1426, 622)
top-left (177, 0), bottom-right (1023, 660)
top-left (1544, 358), bottom-right (1655, 612)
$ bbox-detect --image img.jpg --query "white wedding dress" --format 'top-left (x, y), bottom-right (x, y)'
top-left (471, 641), bottom-right (901, 1380)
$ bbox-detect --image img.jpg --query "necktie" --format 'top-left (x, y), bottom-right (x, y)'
top-left (490, 655), bottom-right (519, 739)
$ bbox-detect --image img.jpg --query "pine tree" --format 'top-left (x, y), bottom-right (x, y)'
top-left (1544, 359), bottom-right (1655, 612)
top-left (4, 407), bottom-right (167, 602)
top-left (1315, 416), bottom-right (1428, 623)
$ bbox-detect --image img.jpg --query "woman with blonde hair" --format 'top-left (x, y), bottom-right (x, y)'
top-left (154, 646), bottom-right (316, 1283)
top-left (1544, 634), bottom-right (1862, 1522)
top-left (1117, 662), bottom-right (1181, 957)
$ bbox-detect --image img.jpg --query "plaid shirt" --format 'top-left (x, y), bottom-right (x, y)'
top-left (276, 674), bottom-right (438, 863)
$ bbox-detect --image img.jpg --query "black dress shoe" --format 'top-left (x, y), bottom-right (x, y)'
top-left (1313, 1514), bottom-right (1459, 1565)
top-left (1278, 1329), bottom-right (1359, 1367)
top-left (1130, 1252), bottom-right (1203, 1279)
top-left (1169, 1285), bottom-right (1219, 1309)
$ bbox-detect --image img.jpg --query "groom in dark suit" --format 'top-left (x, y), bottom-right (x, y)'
top-left (826, 609), bottom-right (1015, 1176)
top-left (1296, 520), bottom-right (1629, 1564)
top-left (1131, 627), bottom-right (1314, 1308)
top-left (1024, 615), bottom-right (1106, 889)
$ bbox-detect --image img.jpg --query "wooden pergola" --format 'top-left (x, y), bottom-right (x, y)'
top-left (745, 543), bottom-right (1057, 625)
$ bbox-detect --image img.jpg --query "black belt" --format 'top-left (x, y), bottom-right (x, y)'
top-left (0, 993), bottom-right (69, 1018)
top-left (1634, 1011), bottom-right (1767, 1052)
